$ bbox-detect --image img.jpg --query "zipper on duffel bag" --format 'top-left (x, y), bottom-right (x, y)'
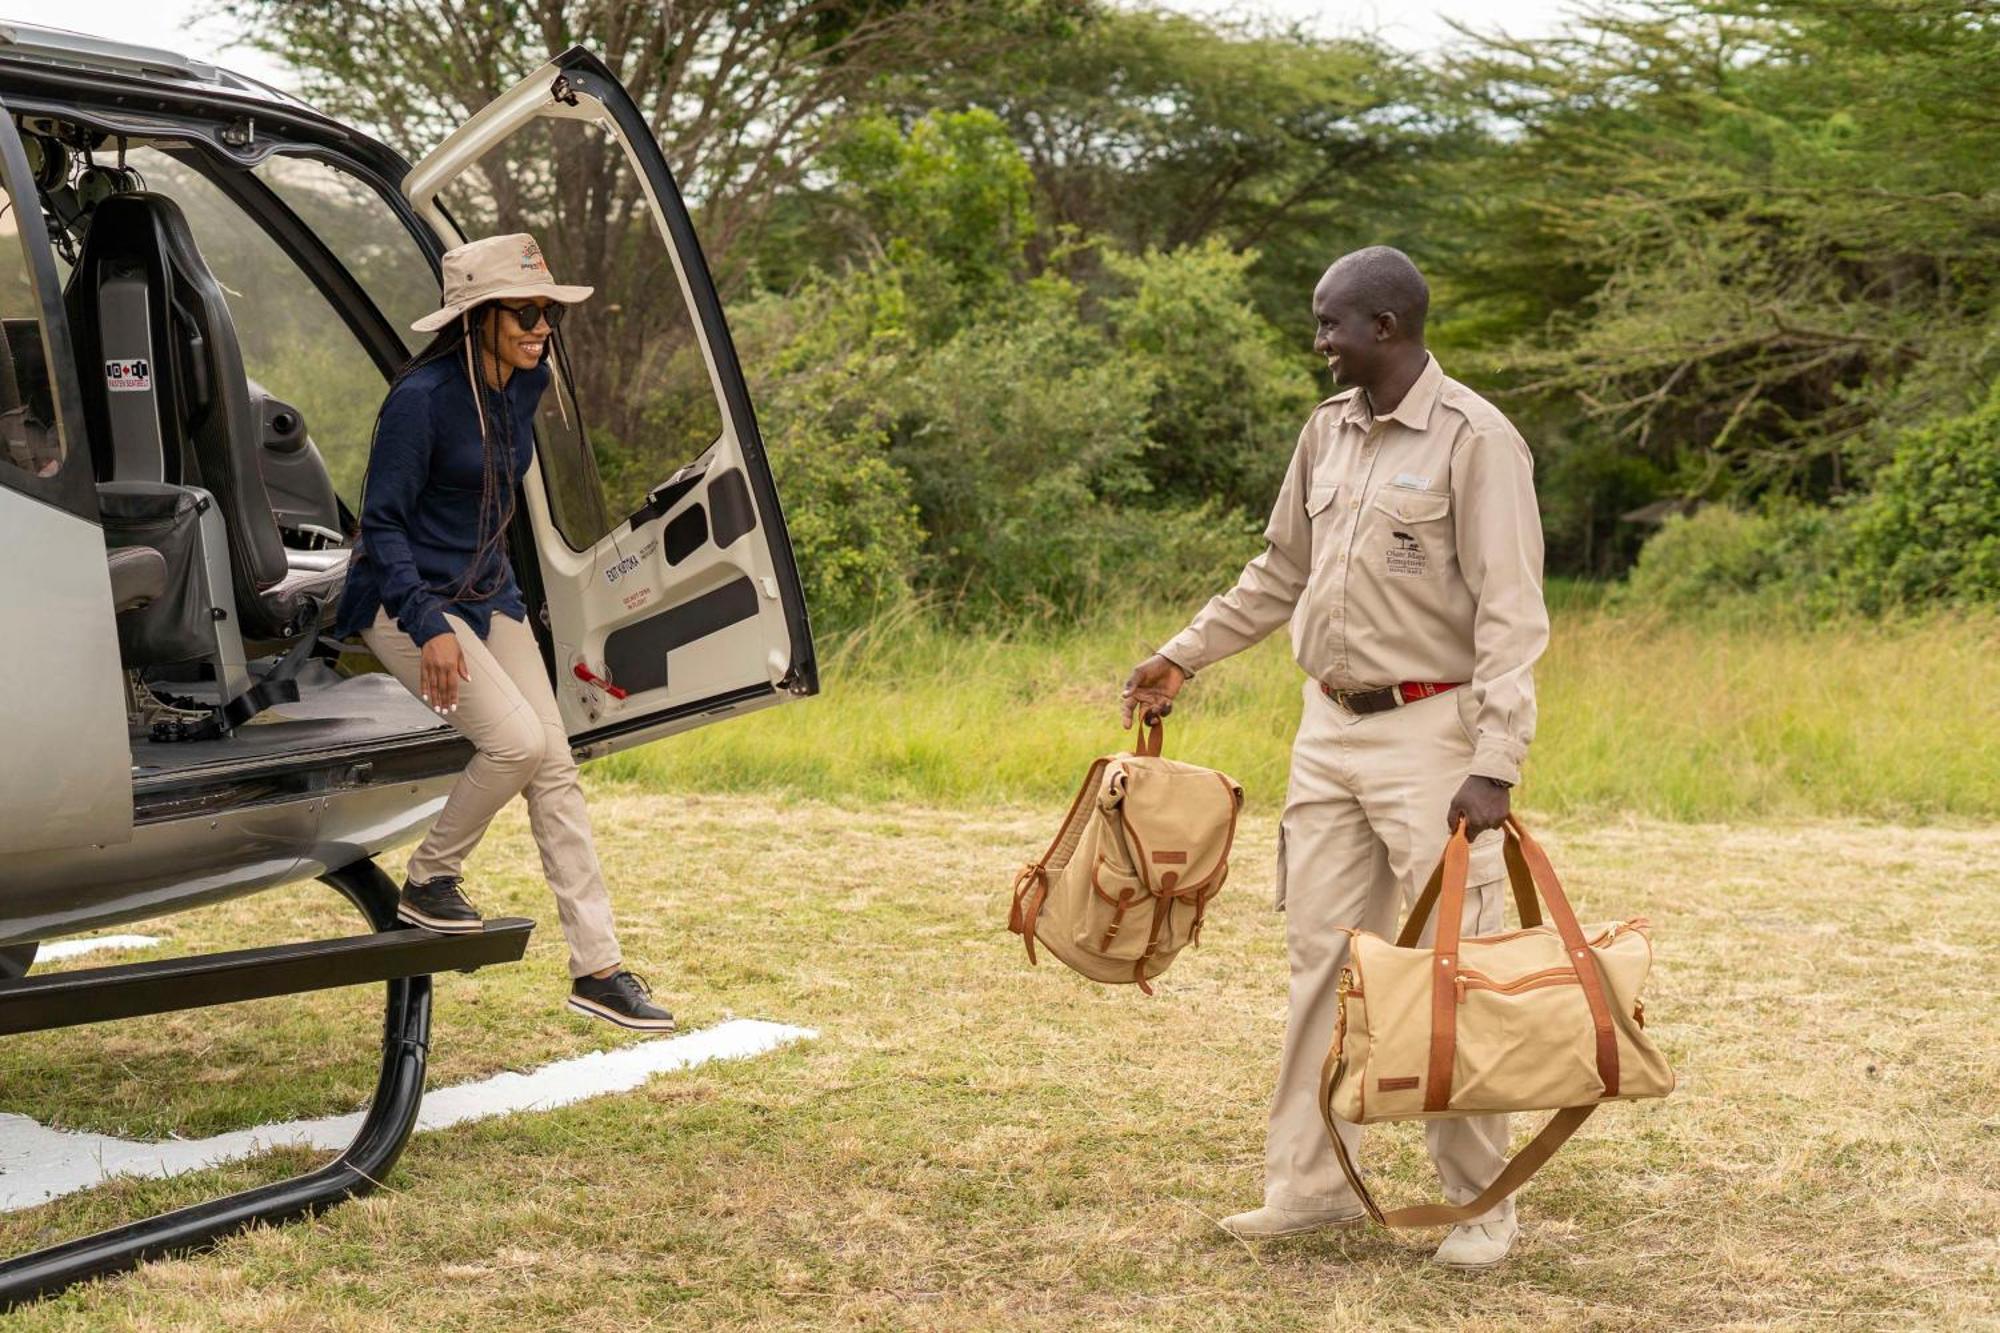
top-left (1453, 965), bottom-right (1579, 1004)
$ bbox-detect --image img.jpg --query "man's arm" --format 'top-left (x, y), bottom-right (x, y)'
top-left (1154, 432), bottom-right (1314, 677)
top-left (1451, 419), bottom-right (1550, 790)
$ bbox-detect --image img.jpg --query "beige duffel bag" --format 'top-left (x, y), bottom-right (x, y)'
top-left (1319, 815), bottom-right (1674, 1226)
top-left (1008, 721), bottom-right (1243, 993)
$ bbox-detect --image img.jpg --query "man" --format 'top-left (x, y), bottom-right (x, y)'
top-left (1121, 246), bottom-right (1548, 1269)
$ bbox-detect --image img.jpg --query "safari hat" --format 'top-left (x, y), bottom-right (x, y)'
top-left (411, 232), bottom-right (594, 333)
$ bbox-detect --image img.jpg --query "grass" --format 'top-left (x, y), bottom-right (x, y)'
top-left (595, 599), bottom-right (2000, 822)
top-left (3, 785), bottom-right (1997, 1329)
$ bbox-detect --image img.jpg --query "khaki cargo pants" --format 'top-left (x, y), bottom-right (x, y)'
top-left (363, 606), bottom-right (622, 979)
top-left (1265, 677), bottom-right (1514, 1224)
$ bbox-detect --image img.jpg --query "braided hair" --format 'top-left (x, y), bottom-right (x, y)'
top-left (357, 303), bottom-right (566, 608)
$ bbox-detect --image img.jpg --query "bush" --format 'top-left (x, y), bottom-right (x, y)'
top-left (1839, 383), bottom-right (2000, 612)
top-left (764, 418), bottom-right (925, 629)
top-left (1617, 503), bottom-right (1844, 614)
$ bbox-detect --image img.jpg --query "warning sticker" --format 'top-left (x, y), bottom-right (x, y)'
top-left (105, 358), bottom-right (152, 393)
top-left (1385, 530), bottom-right (1427, 577)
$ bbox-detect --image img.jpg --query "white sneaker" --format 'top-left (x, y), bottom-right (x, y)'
top-left (1431, 1215), bottom-right (1520, 1269)
top-left (1219, 1203), bottom-right (1365, 1240)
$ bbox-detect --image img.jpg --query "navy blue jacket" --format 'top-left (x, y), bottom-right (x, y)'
top-left (333, 357), bottom-right (548, 646)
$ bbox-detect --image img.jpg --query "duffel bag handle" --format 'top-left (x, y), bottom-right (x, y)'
top-left (1398, 816), bottom-right (1622, 1113)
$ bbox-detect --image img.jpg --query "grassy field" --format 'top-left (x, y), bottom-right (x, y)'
top-left (599, 600), bottom-right (2000, 822)
top-left (4, 785), bottom-right (1997, 1329)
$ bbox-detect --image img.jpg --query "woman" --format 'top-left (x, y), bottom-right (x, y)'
top-left (331, 232), bottom-right (674, 1032)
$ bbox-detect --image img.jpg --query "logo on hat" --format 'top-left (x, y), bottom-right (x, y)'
top-left (520, 239), bottom-right (549, 275)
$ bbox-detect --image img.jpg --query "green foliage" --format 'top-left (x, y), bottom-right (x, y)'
top-left (1617, 502), bottom-right (1845, 615)
top-left (827, 109), bottom-right (1037, 304)
top-left (1841, 383), bottom-right (2000, 611)
top-left (1100, 239), bottom-right (1317, 513)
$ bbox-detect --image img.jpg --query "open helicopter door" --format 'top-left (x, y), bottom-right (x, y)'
top-left (403, 49), bottom-right (816, 756)
top-left (0, 105), bottom-right (133, 856)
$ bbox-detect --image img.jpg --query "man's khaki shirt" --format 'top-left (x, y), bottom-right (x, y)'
top-left (1158, 354), bottom-right (1548, 786)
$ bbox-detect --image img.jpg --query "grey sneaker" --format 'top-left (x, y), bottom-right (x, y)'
top-left (568, 969), bottom-right (677, 1031)
top-left (397, 875), bottom-right (482, 934)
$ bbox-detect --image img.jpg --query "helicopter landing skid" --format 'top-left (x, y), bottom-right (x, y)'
top-left (0, 859), bottom-right (533, 1309)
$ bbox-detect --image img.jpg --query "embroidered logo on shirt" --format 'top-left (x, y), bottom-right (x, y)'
top-left (1386, 529), bottom-right (1427, 577)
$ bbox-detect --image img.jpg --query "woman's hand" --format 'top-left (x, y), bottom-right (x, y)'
top-left (420, 633), bottom-right (472, 713)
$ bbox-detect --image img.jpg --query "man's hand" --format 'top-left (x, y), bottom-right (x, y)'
top-left (1121, 654), bottom-right (1186, 730)
top-left (420, 632), bottom-right (472, 714)
top-left (1446, 775), bottom-right (1511, 838)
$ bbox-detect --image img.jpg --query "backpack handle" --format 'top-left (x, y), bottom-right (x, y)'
top-left (1134, 716), bottom-right (1165, 757)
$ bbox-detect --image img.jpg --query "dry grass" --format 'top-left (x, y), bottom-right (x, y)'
top-left (3, 785), bottom-right (1997, 1329)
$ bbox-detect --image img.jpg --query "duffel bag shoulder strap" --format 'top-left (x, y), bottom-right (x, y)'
top-left (1320, 1094), bottom-right (1597, 1228)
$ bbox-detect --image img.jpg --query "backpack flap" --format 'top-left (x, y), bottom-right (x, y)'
top-left (1105, 758), bottom-right (1244, 898)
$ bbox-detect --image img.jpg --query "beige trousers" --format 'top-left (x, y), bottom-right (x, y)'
top-left (1265, 678), bottom-right (1515, 1225)
top-left (362, 607), bottom-right (622, 978)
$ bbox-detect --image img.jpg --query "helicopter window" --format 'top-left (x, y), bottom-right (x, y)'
top-left (122, 146), bottom-right (386, 506)
top-left (0, 176), bottom-right (66, 482)
top-left (252, 154), bottom-right (437, 355)
top-left (437, 113), bottom-right (725, 552)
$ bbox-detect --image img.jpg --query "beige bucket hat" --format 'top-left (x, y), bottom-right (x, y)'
top-left (411, 232), bottom-right (594, 333)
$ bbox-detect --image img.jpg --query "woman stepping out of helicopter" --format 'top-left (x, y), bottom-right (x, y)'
top-left (330, 232), bottom-right (674, 1031)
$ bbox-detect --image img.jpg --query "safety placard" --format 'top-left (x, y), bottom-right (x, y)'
top-left (105, 358), bottom-right (152, 393)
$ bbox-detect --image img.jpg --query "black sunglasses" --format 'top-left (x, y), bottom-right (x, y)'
top-left (492, 301), bottom-right (566, 332)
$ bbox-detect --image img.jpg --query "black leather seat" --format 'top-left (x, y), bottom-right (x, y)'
top-left (65, 192), bottom-right (345, 648)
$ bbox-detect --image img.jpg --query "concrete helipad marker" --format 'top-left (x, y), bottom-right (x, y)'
top-left (0, 1018), bottom-right (815, 1211)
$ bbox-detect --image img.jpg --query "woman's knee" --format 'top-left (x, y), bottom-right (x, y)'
top-left (479, 709), bottom-right (548, 772)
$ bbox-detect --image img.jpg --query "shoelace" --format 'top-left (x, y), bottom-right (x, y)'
top-left (614, 970), bottom-right (654, 1003)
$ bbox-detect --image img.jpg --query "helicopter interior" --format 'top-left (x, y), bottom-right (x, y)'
top-left (8, 116), bottom-right (451, 779)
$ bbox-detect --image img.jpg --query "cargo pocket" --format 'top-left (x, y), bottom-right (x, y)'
top-left (1077, 821), bottom-right (1158, 962)
top-left (1273, 823), bottom-right (1290, 911)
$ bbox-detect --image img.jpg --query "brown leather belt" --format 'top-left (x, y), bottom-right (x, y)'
top-left (1320, 680), bottom-right (1464, 715)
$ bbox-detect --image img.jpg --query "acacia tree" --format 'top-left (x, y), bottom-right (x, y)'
top-left (1439, 0), bottom-right (2000, 497)
top-left (216, 0), bottom-right (1079, 447)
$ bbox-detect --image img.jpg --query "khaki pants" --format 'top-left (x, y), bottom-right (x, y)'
top-left (362, 607), bottom-right (622, 979)
top-left (1265, 678), bottom-right (1515, 1225)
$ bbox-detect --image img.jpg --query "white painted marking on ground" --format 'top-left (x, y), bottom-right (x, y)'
top-left (36, 935), bottom-right (162, 962)
top-left (0, 1018), bottom-right (814, 1212)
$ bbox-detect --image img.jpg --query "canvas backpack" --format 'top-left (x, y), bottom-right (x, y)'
top-left (1008, 721), bottom-right (1243, 993)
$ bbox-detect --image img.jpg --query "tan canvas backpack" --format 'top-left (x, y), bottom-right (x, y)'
top-left (1319, 816), bottom-right (1674, 1226)
top-left (1008, 721), bottom-right (1243, 993)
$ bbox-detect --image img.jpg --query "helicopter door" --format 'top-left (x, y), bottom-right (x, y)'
top-left (0, 109), bottom-right (134, 854)
top-left (402, 48), bottom-right (816, 755)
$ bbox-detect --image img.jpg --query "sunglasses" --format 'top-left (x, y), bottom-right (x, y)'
top-left (493, 301), bottom-right (566, 332)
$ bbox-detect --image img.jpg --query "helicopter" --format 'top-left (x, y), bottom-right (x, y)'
top-left (0, 23), bottom-right (816, 1305)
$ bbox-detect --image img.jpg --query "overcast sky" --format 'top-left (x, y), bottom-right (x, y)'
top-left (5, 0), bottom-right (1588, 93)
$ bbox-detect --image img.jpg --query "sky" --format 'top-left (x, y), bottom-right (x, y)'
top-left (4, 0), bottom-right (1589, 96)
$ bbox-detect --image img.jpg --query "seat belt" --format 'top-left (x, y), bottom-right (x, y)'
top-left (219, 595), bottom-right (324, 728)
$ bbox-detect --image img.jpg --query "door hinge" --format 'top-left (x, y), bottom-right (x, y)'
top-left (550, 74), bottom-right (579, 107)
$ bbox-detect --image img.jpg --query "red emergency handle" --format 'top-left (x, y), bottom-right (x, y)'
top-left (572, 661), bottom-right (628, 700)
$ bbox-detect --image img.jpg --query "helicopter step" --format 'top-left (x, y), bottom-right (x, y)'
top-left (0, 859), bottom-right (532, 1310)
top-left (0, 917), bottom-right (533, 1037)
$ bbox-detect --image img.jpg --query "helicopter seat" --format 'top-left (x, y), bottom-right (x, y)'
top-left (64, 192), bottom-right (348, 653)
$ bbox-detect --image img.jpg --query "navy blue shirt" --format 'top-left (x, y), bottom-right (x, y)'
top-left (333, 357), bottom-right (548, 646)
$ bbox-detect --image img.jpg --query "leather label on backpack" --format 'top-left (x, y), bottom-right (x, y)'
top-left (1377, 1076), bottom-right (1420, 1091)
top-left (1152, 850), bottom-right (1188, 864)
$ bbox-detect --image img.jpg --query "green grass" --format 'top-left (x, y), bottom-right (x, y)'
top-left (4, 793), bottom-right (1996, 1328)
top-left (598, 599), bottom-right (2000, 822)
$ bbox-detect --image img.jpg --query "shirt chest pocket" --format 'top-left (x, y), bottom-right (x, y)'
top-left (1365, 484), bottom-right (1453, 579)
top-left (1304, 478), bottom-right (1342, 570)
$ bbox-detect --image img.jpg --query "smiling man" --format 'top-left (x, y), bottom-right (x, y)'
top-left (1120, 245), bottom-right (1549, 1268)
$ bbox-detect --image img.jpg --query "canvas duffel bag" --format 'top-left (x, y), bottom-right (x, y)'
top-left (1318, 815), bottom-right (1674, 1226)
top-left (1007, 721), bottom-right (1243, 993)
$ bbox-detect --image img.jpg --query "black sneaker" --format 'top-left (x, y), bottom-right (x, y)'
top-left (568, 970), bottom-right (677, 1031)
top-left (396, 875), bottom-right (483, 934)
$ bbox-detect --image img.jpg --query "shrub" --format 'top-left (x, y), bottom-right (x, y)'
top-left (1839, 383), bottom-right (2000, 612)
top-left (1617, 503), bottom-right (1845, 614)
